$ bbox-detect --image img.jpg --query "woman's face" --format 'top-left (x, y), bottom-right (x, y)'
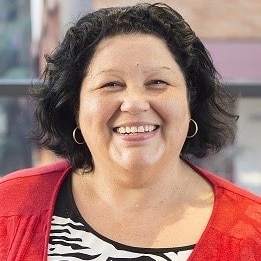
top-left (78, 34), bottom-right (190, 172)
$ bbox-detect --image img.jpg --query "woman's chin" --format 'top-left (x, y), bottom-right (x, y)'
top-left (112, 152), bottom-right (162, 173)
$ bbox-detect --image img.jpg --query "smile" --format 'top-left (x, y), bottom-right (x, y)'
top-left (114, 125), bottom-right (159, 135)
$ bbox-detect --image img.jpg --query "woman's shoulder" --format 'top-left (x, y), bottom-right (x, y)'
top-left (190, 164), bottom-right (261, 253)
top-left (191, 163), bottom-right (261, 205)
top-left (0, 160), bottom-right (71, 215)
top-left (193, 164), bottom-right (260, 240)
top-left (0, 160), bottom-right (70, 185)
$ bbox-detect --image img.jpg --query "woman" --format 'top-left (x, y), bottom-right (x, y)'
top-left (0, 3), bottom-right (260, 260)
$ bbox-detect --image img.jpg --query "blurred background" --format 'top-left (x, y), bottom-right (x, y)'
top-left (0, 0), bottom-right (260, 195)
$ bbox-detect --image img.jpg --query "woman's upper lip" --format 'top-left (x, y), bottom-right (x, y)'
top-left (113, 121), bottom-right (160, 128)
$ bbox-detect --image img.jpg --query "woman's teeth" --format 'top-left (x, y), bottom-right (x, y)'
top-left (115, 125), bottom-right (158, 135)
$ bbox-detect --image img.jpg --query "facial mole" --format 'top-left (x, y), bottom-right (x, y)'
top-left (135, 62), bottom-right (140, 67)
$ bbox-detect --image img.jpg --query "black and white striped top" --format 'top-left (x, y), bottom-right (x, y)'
top-left (48, 175), bottom-right (195, 260)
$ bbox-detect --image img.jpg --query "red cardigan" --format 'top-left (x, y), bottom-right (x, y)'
top-left (0, 160), bottom-right (260, 260)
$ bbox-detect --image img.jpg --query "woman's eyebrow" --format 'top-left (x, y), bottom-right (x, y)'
top-left (88, 66), bottom-right (177, 78)
top-left (142, 66), bottom-right (176, 73)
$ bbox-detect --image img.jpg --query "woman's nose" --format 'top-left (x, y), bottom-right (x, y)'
top-left (120, 88), bottom-right (150, 114)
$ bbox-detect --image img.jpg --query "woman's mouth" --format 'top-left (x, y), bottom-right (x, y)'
top-left (113, 125), bottom-right (159, 135)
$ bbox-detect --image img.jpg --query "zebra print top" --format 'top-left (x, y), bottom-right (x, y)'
top-left (48, 174), bottom-right (195, 260)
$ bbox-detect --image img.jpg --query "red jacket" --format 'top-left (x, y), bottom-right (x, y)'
top-left (0, 160), bottom-right (260, 260)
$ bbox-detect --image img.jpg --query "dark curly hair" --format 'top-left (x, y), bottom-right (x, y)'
top-left (31, 3), bottom-right (238, 171)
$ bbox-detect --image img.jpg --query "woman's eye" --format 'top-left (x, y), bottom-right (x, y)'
top-left (102, 81), bottom-right (122, 88)
top-left (147, 80), bottom-right (168, 88)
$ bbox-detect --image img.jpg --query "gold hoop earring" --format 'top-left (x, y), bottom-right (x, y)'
top-left (187, 119), bottom-right (198, 138)
top-left (72, 127), bottom-right (85, 145)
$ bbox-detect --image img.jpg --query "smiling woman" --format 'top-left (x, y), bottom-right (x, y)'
top-left (0, 3), bottom-right (260, 261)
top-left (78, 34), bottom-right (189, 174)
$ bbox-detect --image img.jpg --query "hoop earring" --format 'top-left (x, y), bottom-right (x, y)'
top-left (73, 127), bottom-right (85, 145)
top-left (187, 119), bottom-right (198, 138)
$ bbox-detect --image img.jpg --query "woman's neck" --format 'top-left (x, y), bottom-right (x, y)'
top-left (73, 158), bottom-right (195, 210)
